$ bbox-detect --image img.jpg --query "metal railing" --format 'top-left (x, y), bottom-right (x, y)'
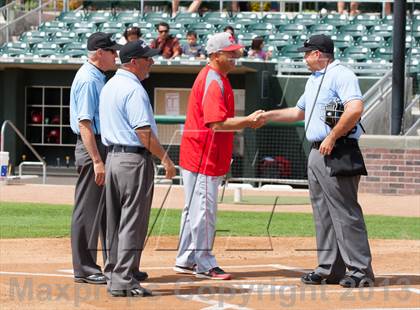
top-left (1, 120), bottom-right (46, 183)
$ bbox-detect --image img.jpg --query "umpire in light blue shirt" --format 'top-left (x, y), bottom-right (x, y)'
top-left (99, 40), bottom-right (176, 298)
top-left (261, 34), bottom-right (374, 288)
top-left (70, 32), bottom-right (121, 285)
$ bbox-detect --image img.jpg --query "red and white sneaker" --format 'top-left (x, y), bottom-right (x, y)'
top-left (196, 267), bottom-right (232, 280)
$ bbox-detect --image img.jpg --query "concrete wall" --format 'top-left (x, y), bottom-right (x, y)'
top-left (359, 135), bottom-right (420, 195)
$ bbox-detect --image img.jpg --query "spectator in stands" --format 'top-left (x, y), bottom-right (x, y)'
top-left (172, 0), bottom-right (202, 17)
top-left (181, 31), bottom-right (206, 59)
top-left (231, 1), bottom-right (250, 12)
top-left (224, 26), bottom-right (239, 43)
top-left (248, 36), bottom-right (272, 61)
top-left (119, 26), bottom-right (142, 45)
top-left (337, 1), bottom-right (359, 16)
top-left (151, 22), bottom-right (182, 59)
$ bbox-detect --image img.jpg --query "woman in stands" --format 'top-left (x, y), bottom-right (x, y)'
top-left (248, 36), bottom-right (272, 61)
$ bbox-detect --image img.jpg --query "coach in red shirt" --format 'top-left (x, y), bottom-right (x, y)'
top-left (174, 32), bottom-right (264, 280)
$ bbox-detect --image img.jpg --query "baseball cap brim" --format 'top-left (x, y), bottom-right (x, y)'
top-left (220, 44), bottom-right (244, 52)
top-left (297, 46), bottom-right (318, 52)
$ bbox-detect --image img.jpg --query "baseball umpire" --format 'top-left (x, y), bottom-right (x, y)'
top-left (70, 32), bottom-right (121, 284)
top-left (173, 32), bottom-right (264, 280)
top-left (261, 34), bottom-right (374, 288)
top-left (99, 40), bottom-right (176, 297)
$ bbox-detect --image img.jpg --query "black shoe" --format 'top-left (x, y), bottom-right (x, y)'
top-left (301, 272), bottom-right (340, 285)
top-left (339, 276), bottom-right (374, 288)
top-left (110, 287), bottom-right (153, 297)
top-left (133, 270), bottom-right (149, 282)
top-left (74, 273), bottom-right (106, 285)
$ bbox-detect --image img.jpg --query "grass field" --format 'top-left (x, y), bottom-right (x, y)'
top-left (220, 195), bottom-right (311, 205)
top-left (0, 202), bottom-right (419, 239)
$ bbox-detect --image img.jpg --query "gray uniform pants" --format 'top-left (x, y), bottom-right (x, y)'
top-left (71, 136), bottom-right (107, 278)
top-left (104, 150), bottom-right (154, 291)
top-left (308, 148), bottom-right (374, 281)
top-left (175, 169), bottom-right (222, 273)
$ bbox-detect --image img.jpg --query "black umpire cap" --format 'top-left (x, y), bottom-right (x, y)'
top-left (297, 34), bottom-right (334, 54)
top-left (87, 32), bottom-right (122, 51)
top-left (119, 40), bottom-right (160, 64)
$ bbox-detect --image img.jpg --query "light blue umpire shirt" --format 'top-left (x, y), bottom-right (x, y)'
top-left (99, 69), bottom-right (158, 147)
top-left (296, 60), bottom-right (364, 142)
top-left (70, 62), bottom-right (105, 135)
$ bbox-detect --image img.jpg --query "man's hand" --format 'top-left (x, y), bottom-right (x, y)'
top-left (93, 160), bottom-right (105, 186)
top-left (247, 110), bottom-right (266, 129)
top-left (319, 134), bottom-right (337, 156)
top-left (162, 157), bottom-right (176, 179)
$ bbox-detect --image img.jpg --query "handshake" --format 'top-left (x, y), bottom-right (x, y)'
top-left (246, 110), bottom-right (268, 129)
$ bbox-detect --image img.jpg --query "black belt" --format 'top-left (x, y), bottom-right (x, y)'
top-left (108, 145), bottom-right (147, 154)
top-left (312, 137), bottom-right (357, 150)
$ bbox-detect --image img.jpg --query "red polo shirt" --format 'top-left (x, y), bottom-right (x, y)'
top-left (180, 65), bottom-right (235, 176)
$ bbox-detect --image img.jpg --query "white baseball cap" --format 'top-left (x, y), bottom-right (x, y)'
top-left (206, 32), bottom-right (243, 55)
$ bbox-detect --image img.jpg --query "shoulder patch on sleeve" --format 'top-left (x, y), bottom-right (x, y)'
top-left (204, 69), bottom-right (224, 100)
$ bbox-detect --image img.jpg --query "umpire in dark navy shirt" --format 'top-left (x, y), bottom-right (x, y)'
top-left (70, 32), bottom-right (121, 285)
top-left (99, 40), bottom-right (176, 297)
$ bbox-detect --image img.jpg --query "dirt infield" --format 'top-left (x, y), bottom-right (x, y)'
top-left (1, 183), bottom-right (419, 309)
top-left (0, 237), bottom-right (419, 310)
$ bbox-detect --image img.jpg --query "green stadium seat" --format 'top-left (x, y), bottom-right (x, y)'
top-left (381, 15), bottom-right (393, 25)
top-left (19, 31), bottom-right (49, 45)
top-left (267, 33), bottom-right (293, 48)
top-left (173, 12), bottom-right (200, 25)
top-left (279, 24), bottom-right (307, 37)
top-left (145, 12), bottom-right (171, 24)
top-left (116, 11), bottom-right (141, 24)
top-left (350, 14), bottom-right (381, 27)
top-left (293, 14), bottom-right (320, 27)
top-left (71, 22), bottom-right (98, 34)
top-left (331, 34), bottom-right (354, 48)
top-left (370, 24), bottom-right (393, 37)
top-left (50, 31), bottom-right (78, 45)
top-left (202, 12), bottom-right (231, 25)
top-left (100, 22), bottom-right (125, 34)
top-left (0, 42), bottom-right (31, 57)
top-left (279, 44), bottom-right (303, 60)
top-left (31, 42), bottom-right (61, 57)
top-left (338, 24), bottom-right (367, 37)
top-left (373, 46), bottom-right (393, 61)
top-left (411, 47), bottom-right (420, 57)
top-left (233, 12), bottom-right (258, 26)
top-left (322, 14), bottom-right (349, 27)
top-left (58, 11), bottom-right (86, 23)
top-left (387, 35), bottom-right (417, 49)
top-left (293, 34), bottom-right (309, 46)
top-left (262, 13), bottom-right (290, 27)
top-left (247, 23), bottom-right (275, 35)
top-left (356, 35), bottom-right (386, 49)
top-left (309, 24), bottom-right (336, 36)
top-left (39, 21), bottom-right (68, 33)
top-left (237, 33), bottom-right (258, 47)
top-left (343, 46), bottom-right (372, 60)
top-left (86, 11), bottom-right (115, 23)
top-left (187, 23), bottom-right (215, 36)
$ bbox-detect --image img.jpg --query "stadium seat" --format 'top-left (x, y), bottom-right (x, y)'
top-left (202, 11), bottom-right (231, 24)
top-left (19, 31), bottom-right (49, 45)
top-left (370, 24), bottom-right (393, 37)
top-left (39, 21), bottom-right (68, 33)
top-left (338, 24), bottom-right (368, 37)
top-left (293, 14), bottom-right (320, 27)
top-left (278, 24), bottom-right (307, 37)
top-left (267, 33), bottom-right (293, 49)
top-left (86, 11), bottom-right (115, 23)
top-left (173, 12), bottom-right (200, 25)
top-left (262, 13), bottom-right (290, 27)
top-left (187, 23), bottom-right (215, 36)
top-left (350, 14), bottom-right (381, 27)
top-left (145, 12), bottom-right (171, 24)
top-left (373, 46), bottom-right (393, 61)
top-left (233, 12), bottom-right (258, 26)
top-left (343, 46), bottom-right (372, 61)
top-left (71, 22), bottom-right (98, 34)
top-left (322, 14), bottom-right (349, 27)
top-left (100, 22), bottom-right (125, 34)
top-left (309, 24), bottom-right (336, 36)
top-left (237, 33), bottom-right (259, 47)
top-left (50, 31), bottom-right (78, 45)
top-left (247, 23), bottom-right (275, 36)
top-left (0, 42), bottom-right (31, 57)
top-left (279, 44), bottom-right (303, 60)
top-left (381, 15), bottom-right (393, 25)
top-left (356, 35), bottom-right (386, 49)
top-left (331, 34), bottom-right (354, 48)
top-left (116, 11), bottom-right (141, 24)
top-left (294, 34), bottom-right (309, 46)
top-left (31, 42), bottom-right (61, 57)
top-left (58, 11), bottom-right (86, 23)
